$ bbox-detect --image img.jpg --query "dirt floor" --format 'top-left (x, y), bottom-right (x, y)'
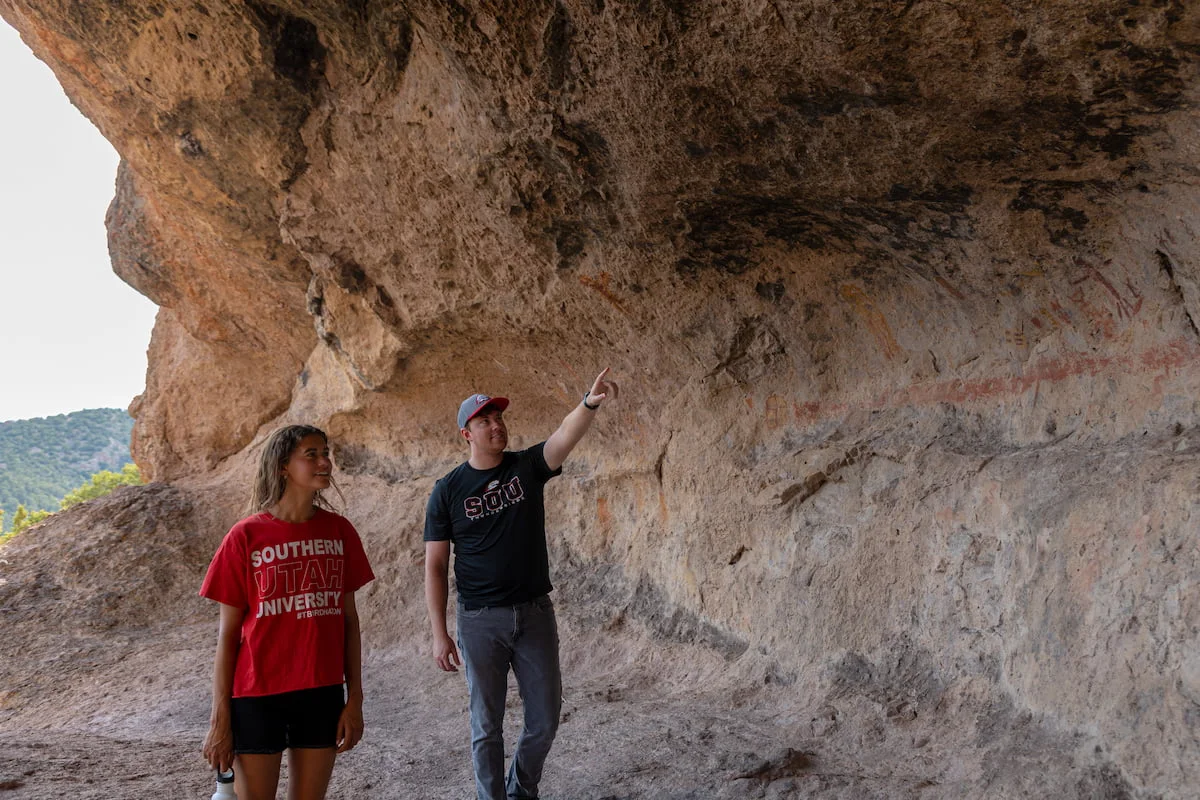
top-left (0, 612), bottom-right (946, 800)
top-left (0, 487), bottom-right (1133, 799)
top-left (0, 487), bottom-right (886, 800)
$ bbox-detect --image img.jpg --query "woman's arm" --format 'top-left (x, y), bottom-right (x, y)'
top-left (337, 591), bottom-right (365, 753)
top-left (202, 602), bottom-right (244, 771)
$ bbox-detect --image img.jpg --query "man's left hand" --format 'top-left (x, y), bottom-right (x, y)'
top-left (587, 368), bottom-right (620, 407)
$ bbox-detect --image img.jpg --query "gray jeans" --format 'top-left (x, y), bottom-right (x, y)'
top-left (456, 595), bottom-right (562, 800)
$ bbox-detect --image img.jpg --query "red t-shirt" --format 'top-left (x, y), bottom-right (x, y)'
top-left (199, 509), bottom-right (375, 698)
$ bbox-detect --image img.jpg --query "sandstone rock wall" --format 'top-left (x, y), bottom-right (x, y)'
top-left (2, 1), bottom-right (1198, 796)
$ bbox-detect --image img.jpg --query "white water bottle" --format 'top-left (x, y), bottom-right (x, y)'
top-left (212, 769), bottom-right (236, 799)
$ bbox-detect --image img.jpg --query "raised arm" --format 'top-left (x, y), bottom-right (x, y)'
top-left (424, 540), bottom-right (460, 671)
top-left (544, 368), bottom-right (619, 471)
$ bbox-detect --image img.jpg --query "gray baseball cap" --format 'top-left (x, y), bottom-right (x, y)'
top-left (457, 393), bottom-right (510, 428)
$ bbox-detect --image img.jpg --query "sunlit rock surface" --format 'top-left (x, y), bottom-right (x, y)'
top-left (1, 1), bottom-right (1198, 796)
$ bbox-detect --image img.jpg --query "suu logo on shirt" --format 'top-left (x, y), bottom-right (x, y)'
top-left (464, 476), bottom-right (525, 520)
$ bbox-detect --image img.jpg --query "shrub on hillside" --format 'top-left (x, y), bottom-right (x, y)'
top-left (0, 464), bottom-right (143, 543)
top-left (60, 464), bottom-right (143, 510)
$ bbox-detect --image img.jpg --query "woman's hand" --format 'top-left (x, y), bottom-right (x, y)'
top-left (337, 695), bottom-right (365, 753)
top-left (203, 716), bottom-right (235, 772)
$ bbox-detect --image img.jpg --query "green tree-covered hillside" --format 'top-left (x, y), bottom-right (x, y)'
top-left (0, 408), bottom-right (135, 526)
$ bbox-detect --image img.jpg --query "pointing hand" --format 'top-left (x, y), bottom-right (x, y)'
top-left (587, 368), bottom-right (619, 407)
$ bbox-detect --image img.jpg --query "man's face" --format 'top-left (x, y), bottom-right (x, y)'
top-left (463, 407), bottom-right (508, 453)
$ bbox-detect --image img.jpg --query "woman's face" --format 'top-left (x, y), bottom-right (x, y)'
top-left (281, 433), bottom-right (333, 493)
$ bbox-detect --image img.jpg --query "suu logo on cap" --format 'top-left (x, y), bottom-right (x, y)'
top-left (457, 393), bottom-right (510, 428)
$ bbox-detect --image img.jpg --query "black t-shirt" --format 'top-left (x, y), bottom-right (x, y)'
top-left (424, 443), bottom-right (562, 609)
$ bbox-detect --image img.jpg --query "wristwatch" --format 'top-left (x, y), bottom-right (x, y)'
top-left (582, 391), bottom-right (601, 410)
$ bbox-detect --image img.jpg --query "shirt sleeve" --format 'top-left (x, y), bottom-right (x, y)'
top-left (528, 442), bottom-right (563, 483)
top-left (423, 480), bottom-right (453, 541)
top-left (341, 519), bottom-right (375, 593)
top-left (199, 526), bottom-right (249, 609)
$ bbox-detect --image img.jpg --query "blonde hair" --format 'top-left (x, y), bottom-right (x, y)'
top-left (248, 425), bottom-right (343, 514)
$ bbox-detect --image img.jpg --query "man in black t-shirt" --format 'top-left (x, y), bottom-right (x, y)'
top-left (425, 368), bottom-right (619, 800)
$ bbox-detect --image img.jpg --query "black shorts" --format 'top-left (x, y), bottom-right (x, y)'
top-left (231, 684), bottom-right (345, 754)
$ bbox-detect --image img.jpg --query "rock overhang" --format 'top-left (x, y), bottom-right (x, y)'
top-left (2, 1), bottom-right (1199, 794)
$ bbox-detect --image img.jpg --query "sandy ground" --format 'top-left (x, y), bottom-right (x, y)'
top-left (0, 488), bottom-right (926, 800)
top-left (0, 488), bottom-right (1123, 800)
top-left (0, 613), bottom-right (941, 800)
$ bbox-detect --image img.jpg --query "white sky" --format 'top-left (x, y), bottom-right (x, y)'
top-left (0, 19), bottom-right (158, 424)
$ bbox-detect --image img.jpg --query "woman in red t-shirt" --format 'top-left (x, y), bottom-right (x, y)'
top-left (200, 425), bottom-right (375, 800)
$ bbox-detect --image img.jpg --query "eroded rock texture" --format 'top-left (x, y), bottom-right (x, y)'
top-left (2, 0), bottom-right (1198, 796)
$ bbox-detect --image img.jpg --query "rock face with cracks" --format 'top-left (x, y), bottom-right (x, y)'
top-left (1, 1), bottom-right (1199, 797)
